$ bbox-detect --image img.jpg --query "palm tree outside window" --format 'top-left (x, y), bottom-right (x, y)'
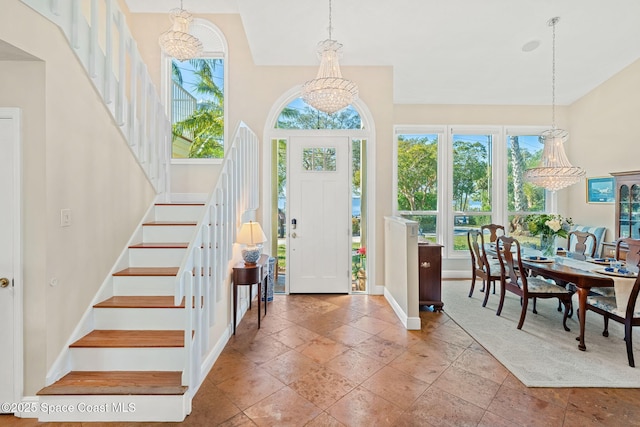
top-left (171, 58), bottom-right (224, 159)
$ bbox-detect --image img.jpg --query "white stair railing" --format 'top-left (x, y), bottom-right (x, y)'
top-left (175, 122), bottom-right (259, 390)
top-left (20, 0), bottom-right (170, 194)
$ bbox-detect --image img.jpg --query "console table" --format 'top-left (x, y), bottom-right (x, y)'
top-left (232, 254), bottom-right (269, 335)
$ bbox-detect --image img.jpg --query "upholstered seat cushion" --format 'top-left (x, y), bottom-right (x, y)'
top-left (587, 295), bottom-right (640, 317)
top-left (485, 260), bottom-right (501, 276)
top-left (590, 286), bottom-right (616, 297)
top-left (570, 225), bottom-right (606, 257)
top-left (521, 277), bottom-right (571, 294)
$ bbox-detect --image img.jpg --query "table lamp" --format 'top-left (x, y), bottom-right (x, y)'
top-left (236, 221), bottom-right (267, 265)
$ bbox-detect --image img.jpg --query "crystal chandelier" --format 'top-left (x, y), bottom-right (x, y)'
top-left (158, 0), bottom-right (202, 62)
top-left (524, 17), bottom-right (585, 192)
top-left (301, 0), bottom-right (358, 114)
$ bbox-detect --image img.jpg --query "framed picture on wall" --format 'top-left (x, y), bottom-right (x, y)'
top-left (586, 177), bottom-right (615, 203)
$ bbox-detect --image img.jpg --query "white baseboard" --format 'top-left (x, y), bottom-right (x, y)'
top-left (383, 288), bottom-right (421, 330)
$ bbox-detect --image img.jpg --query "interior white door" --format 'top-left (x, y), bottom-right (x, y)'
top-left (0, 111), bottom-right (18, 408)
top-left (288, 136), bottom-right (350, 293)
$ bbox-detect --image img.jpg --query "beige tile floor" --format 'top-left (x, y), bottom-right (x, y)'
top-left (4, 293), bottom-right (640, 426)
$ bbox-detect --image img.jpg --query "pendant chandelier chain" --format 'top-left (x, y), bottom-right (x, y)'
top-left (550, 16), bottom-right (558, 131)
top-left (328, 0), bottom-right (333, 40)
top-left (522, 16), bottom-right (585, 192)
top-left (300, 0), bottom-right (359, 114)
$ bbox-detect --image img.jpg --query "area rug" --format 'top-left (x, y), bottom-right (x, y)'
top-left (442, 280), bottom-right (640, 387)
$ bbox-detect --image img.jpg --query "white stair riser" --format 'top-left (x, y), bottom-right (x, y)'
top-left (113, 276), bottom-right (175, 296)
top-left (70, 347), bottom-right (185, 371)
top-left (36, 394), bottom-right (189, 422)
top-left (93, 308), bottom-right (186, 330)
top-left (128, 248), bottom-right (186, 267)
top-left (142, 226), bottom-right (196, 243)
top-left (155, 205), bottom-right (204, 222)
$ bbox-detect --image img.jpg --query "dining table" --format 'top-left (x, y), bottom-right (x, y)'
top-left (485, 243), bottom-right (634, 352)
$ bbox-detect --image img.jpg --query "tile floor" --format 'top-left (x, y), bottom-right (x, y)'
top-left (3, 292), bottom-right (640, 426)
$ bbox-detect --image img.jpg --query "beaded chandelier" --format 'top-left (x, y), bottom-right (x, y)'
top-left (524, 17), bottom-right (585, 192)
top-left (301, 0), bottom-right (358, 114)
top-left (158, 1), bottom-right (202, 62)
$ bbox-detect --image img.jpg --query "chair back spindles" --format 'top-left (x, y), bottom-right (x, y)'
top-left (496, 236), bottom-right (520, 287)
top-left (481, 224), bottom-right (506, 243)
top-left (567, 231), bottom-right (597, 259)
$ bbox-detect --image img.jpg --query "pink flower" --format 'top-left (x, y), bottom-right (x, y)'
top-left (357, 247), bottom-right (366, 257)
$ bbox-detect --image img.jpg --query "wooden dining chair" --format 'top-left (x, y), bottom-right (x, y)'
top-left (495, 236), bottom-right (572, 331)
top-left (566, 230), bottom-right (597, 260)
top-left (467, 230), bottom-right (500, 307)
top-left (480, 224), bottom-right (506, 243)
top-left (617, 238), bottom-right (640, 266)
top-left (560, 230), bottom-right (597, 315)
top-left (584, 259), bottom-right (640, 367)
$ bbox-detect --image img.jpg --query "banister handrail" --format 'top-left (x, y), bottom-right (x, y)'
top-left (20, 0), bottom-right (170, 194)
top-left (174, 121), bottom-right (259, 389)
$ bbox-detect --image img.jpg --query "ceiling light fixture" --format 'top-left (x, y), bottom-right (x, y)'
top-left (301, 0), bottom-right (358, 114)
top-left (524, 17), bottom-right (585, 192)
top-left (158, 0), bottom-right (203, 62)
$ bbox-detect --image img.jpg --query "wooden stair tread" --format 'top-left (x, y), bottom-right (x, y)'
top-left (94, 296), bottom-right (184, 309)
top-left (70, 330), bottom-right (185, 348)
top-left (37, 371), bottom-right (187, 396)
top-left (143, 221), bottom-right (197, 226)
top-left (129, 242), bottom-right (189, 249)
top-left (113, 267), bottom-right (178, 276)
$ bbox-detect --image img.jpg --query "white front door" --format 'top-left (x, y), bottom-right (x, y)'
top-left (0, 110), bottom-right (20, 408)
top-left (288, 136), bottom-right (350, 293)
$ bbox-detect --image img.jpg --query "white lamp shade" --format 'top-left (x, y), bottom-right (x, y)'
top-left (236, 221), bottom-right (267, 246)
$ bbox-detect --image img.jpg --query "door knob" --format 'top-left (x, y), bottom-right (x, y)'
top-left (291, 232), bottom-right (297, 238)
top-left (0, 278), bottom-right (9, 288)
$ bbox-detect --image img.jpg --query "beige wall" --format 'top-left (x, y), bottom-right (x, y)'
top-left (1, 0), bottom-right (155, 394)
top-left (129, 12), bottom-right (394, 287)
top-left (564, 58), bottom-right (640, 242)
top-left (128, 8), bottom-right (640, 281)
top-left (0, 60), bottom-right (48, 397)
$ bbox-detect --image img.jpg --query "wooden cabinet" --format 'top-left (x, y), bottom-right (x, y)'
top-left (612, 171), bottom-right (640, 240)
top-left (418, 242), bottom-right (443, 311)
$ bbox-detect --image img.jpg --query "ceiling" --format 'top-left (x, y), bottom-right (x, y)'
top-left (133, 1), bottom-right (640, 105)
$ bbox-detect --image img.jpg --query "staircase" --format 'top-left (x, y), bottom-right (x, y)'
top-left (36, 202), bottom-right (204, 422)
top-left (16, 1), bottom-right (262, 422)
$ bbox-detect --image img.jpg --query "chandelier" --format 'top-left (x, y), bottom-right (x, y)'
top-left (524, 17), bottom-right (585, 192)
top-left (301, 0), bottom-right (358, 114)
top-left (158, 0), bottom-right (202, 62)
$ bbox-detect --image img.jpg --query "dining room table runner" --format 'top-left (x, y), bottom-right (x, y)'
top-left (554, 257), bottom-right (638, 316)
top-left (483, 244), bottom-right (639, 315)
